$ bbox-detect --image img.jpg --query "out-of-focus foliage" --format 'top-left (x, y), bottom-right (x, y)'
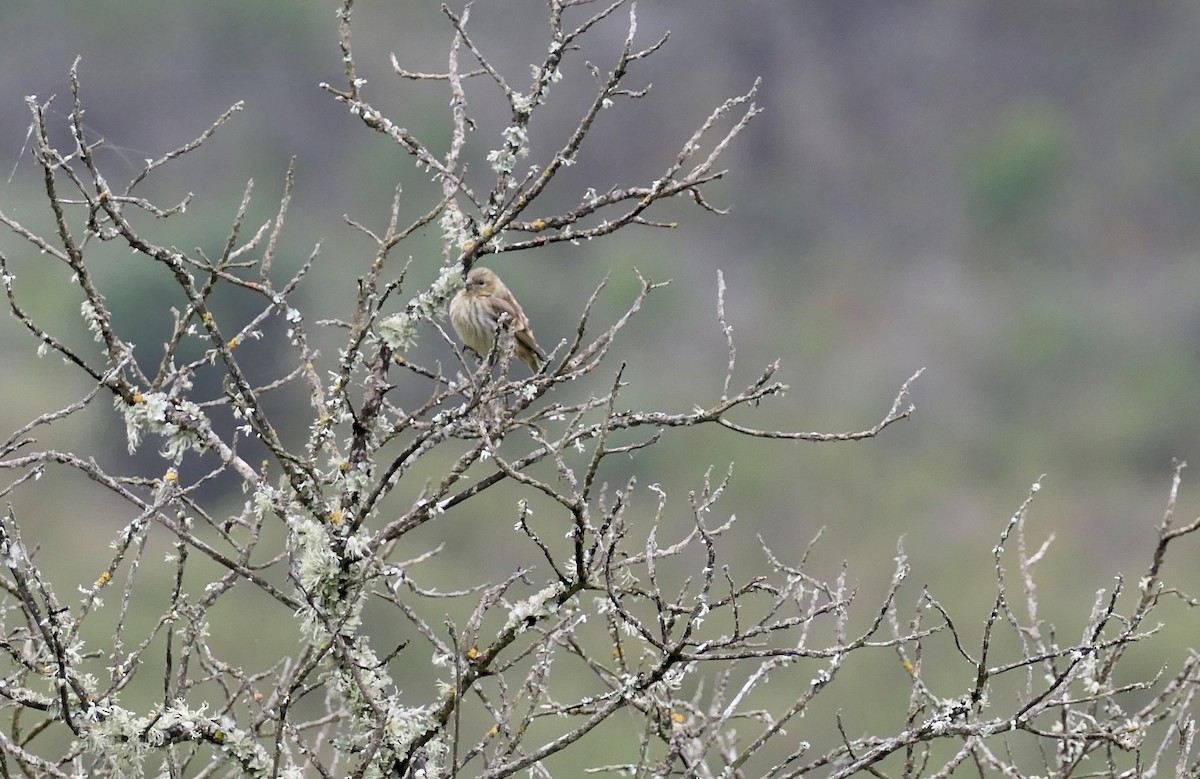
top-left (963, 102), bottom-right (1070, 252)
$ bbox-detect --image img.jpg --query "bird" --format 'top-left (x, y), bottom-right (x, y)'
top-left (449, 266), bottom-right (545, 372)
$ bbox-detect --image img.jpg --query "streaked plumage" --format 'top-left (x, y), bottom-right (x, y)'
top-left (449, 266), bottom-right (545, 372)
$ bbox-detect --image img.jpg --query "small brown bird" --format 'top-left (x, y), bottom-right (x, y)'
top-left (449, 266), bottom-right (545, 372)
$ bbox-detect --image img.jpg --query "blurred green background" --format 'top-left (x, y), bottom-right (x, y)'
top-left (3, 0), bottom-right (1200, 772)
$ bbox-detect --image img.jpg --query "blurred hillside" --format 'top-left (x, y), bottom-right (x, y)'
top-left (3, 0), bottom-right (1200, 735)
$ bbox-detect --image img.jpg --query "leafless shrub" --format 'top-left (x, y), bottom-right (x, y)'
top-left (0, 2), bottom-right (1197, 777)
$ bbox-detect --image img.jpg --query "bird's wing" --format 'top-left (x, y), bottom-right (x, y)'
top-left (515, 325), bottom-right (545, 359)
top-left (493, 290), bottom-right (545, 358)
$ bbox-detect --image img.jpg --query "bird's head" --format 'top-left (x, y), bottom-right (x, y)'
top-left (464, 266), bottom-right (498, 296)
